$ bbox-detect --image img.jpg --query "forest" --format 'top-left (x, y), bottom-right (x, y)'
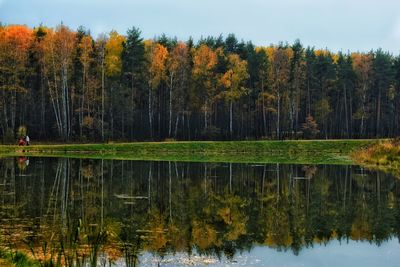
top-left (1, 23), bottom-right (400, 142)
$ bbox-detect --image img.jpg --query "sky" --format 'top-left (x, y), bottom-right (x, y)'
top-left (1, 0), bottom-right (400, 53)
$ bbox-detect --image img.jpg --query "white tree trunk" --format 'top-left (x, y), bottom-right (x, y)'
top-left (168, 74), bottom-right (173, 137)
top-left (148, 87), bottom-right (153, 139)
top-left (101, 56), bottom-right (105, 141)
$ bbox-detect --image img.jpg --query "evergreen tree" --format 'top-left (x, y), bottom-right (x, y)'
top-left (121, 27), bottom-right (145, 139)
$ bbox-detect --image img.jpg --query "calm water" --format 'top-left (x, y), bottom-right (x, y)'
top-left (0, 157), bottom-right (399, 266)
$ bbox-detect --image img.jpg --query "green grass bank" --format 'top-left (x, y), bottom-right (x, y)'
top-left (0, 139), bottom-right (376, 164)
top-left (352, 139), bottom-right (400, 176)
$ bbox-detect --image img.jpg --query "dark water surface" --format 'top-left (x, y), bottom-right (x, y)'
top-left (0, 157), bottom-right (399, 266)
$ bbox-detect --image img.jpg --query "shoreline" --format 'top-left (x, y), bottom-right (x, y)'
top-left (0, 139), bottom-right (376, 165)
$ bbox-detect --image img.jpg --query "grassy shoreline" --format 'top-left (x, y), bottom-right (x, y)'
top-left (0, 139), bottom-right (376, 164)
top-left (352, 139), bottom-right (400, 176)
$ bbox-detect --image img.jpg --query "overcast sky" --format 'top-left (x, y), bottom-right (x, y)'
top-left (1, 0), bottom-right (400, 53)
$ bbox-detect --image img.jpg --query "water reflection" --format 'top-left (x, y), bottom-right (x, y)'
top-left (0, 158), bottom-right (399, 266)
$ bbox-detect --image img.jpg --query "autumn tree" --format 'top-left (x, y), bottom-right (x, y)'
top-left (352, 53), bottom-right (373, 136)
top-left (145, 41), bottom-right (168, 139)
top-left (166, 42), bottom-right (190, 138)
top-left (301, 115), bottom-right (319, 139)
top-left (95, 34), bottom-right (107, 141)
top-left (192, 44), bottom-right (217, 132)
top-left (77, 34), bottom-right (95, 137)
top-left (268, 46), bottom-right (292, 139)
top-left (105, 30), bottom-right (124, 139)
top-left (0, 25), bottom-right (32, 139)
top-left (105, 31), bottom-right (124, 77)
top-left (42, 25), bottom-right (76, 140)
top-left (219, 53), bottom-right (249, 136)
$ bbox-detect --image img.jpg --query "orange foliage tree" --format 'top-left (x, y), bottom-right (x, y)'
top-left (145, 42), bottom-right (168, 139)
top-left (0, 25), bottom-right (32, 134)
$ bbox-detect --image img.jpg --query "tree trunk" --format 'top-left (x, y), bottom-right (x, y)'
top-left (80, 65), bottom-right (85, 138)
top-left (61, 65), bottom-right (68, 140)
top-left (174, 113), bottom-right (179, 139)
top-left (307, 79), bottom-right (311, 115)
top-left (65, 67), bottom-right (71, 140)
top-left (230, 100), bottom-right (233, 137)
top-left (168, 74), bottom-right (173, 137)
top-left (261, 79), bottom-right (267, 137)
top-left (110, 86), bottom-right (114, 140)
top-left (277, 89), bottom-right (281, 140)
top-left (131, 74), bottom-right (135, 140)
top-left (376, 86), bottom-right (381, 137)
top-left (49, 46), bottom-right (63, 138)
top-left (47, 78), bottom-right (62, 137)
top-left (10, 87), bottom-right (16, 132)
top-left (101, 56), bottom-right (105, 141)
top-left (148, 86), bottom-right (153, 140)
top-left (40, 66), bottom-right (46, 138)
top-left (343, 83), bottom-right (349, 138)
top-left (204, 98), bottom-right (208, 130)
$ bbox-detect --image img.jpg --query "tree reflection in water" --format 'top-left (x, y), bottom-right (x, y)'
top-left (0, 158), bottom-right (399, 265)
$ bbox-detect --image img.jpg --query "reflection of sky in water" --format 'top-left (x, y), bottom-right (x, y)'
top-left (136, 239), bottom-right (400, 267)
top-left (250, 239), bottom-right (400, 267)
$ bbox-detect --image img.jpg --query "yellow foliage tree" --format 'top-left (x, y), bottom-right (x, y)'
top-left (268, 47), bottom-right (292, 139)
top-left (219, 53), bottom-right (249, 135)
top-left (192, 44), bottom-right (217, 130)
top-left (105, 31), bottom-right (125, 77)
top-left (166, 42), bottom-right (190, 137)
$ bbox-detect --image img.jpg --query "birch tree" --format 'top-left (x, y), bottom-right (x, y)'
top-left (268, 47), bottom-right (292, 139)
top-left (219, 54), bottom-right (249, 136)
top-left (166, 42), bottom-right (190, 137)
top-left (145, 42), bottom-right (168, 139)
top-left (192, 45), bottom-right (217, 131)
top-left (42, 25), bottom-right (75, 140)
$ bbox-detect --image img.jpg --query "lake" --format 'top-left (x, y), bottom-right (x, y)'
top-left (0, 157), bottom-right (399, 266)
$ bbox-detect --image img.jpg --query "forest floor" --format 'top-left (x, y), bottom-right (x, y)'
top-left (0, 139), bottom-right (376, 165)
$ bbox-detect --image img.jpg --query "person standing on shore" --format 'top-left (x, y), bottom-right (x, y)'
top-left (25, 135), bottom-right (30, 145)
top-left (18, 138), bottom-right (25, 146)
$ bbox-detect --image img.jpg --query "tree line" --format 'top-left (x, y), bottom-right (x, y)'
top-left (1, 23), bottom-right (400, 142)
